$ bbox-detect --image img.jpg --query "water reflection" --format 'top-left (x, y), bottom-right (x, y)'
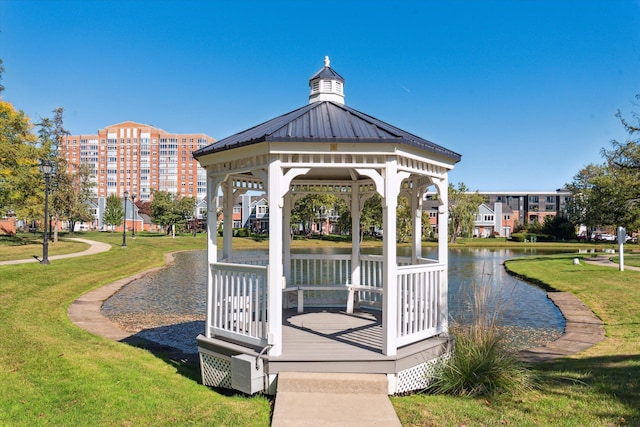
top-left (102, 247), bottom-right (566, 352)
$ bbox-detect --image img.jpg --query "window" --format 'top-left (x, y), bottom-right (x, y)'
top-left (529, 196), bottom-right (538, 203)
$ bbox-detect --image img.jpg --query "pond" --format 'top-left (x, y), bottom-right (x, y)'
top-left (102, 247), bottom-right (566, 353)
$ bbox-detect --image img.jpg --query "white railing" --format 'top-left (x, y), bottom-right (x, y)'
top-left (208, 254), bottom-right (446, 347)
top-left (396, 263), bottom-right (447, 347)
top-left (290, 254), bottom-right (352, 286)
top-left (209, 262), bottom-right (268, 347)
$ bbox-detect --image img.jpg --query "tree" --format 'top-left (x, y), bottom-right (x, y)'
top-left (566, 95), bottom-right (640, 239)
top-left (360, 193), bottom-right (382, 238)
top-left (290, 193), bottom-right (340, 235)
top-left (541, 215), bottom-right (576, 241)
top-left (36, 107), bottom-right (71, 241)
top-left (151, 191), bottom-right (196, 236)
top-left (55, 163), bottom-right (96, 233)
top-left (0, 58), bottom-right (4, 94)
top-left (448, 183), bottom-right (484, 243)
top-left (396, 196), bottom-right (412, 243)
top-left (103, 194), bottom-right (124, 231)
top-left (565, 164), bottom-right (607, 239)
top-left (136, 200), bottom-right (152, 217)
top-left (599, 101), bottom-right (640, 235)
top-left (0, 100), bottom-right (44, 221)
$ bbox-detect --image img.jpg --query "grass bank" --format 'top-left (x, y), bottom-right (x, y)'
top-left (392, 252), bottom-right (640, 426)
top-left (0, 232), bottom-right (270, 426)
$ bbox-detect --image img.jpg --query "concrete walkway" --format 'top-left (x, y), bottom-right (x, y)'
top-left (272, 372), bottom-right (401, 427)
top-left (517, 292), bottom-right (605, 362)
top-left (0, 237), bottom-right (111, 266)
top-left (67, 252), bottom-right (176, 341)
top-left (582, 254), bottom-right (640, 271)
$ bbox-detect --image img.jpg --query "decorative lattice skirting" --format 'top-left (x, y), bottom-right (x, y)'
top-left (395, 351), bottom-right (452, 394)
top-left (199, 351), bottom-right (232, 388)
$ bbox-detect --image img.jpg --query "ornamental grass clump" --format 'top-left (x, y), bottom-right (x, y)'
top-left (427, 278), bottom-right (536, 396)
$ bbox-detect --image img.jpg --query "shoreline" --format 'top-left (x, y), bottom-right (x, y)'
top-left (69, 249), bottom-right (604, 363)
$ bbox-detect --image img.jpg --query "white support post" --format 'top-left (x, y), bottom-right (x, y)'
top-left (436, 176), bottom-right (449, 333)
top-left (206, 174), bottom-right (222, 339)
top-left (267, 158), bottom-right (284, 356)
top-left (436, 177), bottom-right (448, 265)
top-left (382, 160), bottom-right (399, 356)
top-left (411, 184), bottom-right (423, 263)
top-left (221, 181), bottom-right (235, 261)
top-left (347, 183), bottom-right (361, 313)
top-left (283, 193), bottom-right (292, 284)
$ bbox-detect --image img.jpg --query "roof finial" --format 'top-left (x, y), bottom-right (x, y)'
top-left (324, 56), bottom-right (330, 67)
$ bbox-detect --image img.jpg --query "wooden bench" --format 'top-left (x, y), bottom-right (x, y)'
top-left (283, 285), bottom-right (383, 313)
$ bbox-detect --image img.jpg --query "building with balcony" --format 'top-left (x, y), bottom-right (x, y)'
top-left (61, 122), bottom-right (215, 202)
top-left (478, 190), bottom-right (571, 226)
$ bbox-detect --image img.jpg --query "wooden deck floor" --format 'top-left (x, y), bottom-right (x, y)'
top-left (198, 307), bottom-right (451, 375)
top-left (279, 308), bottom-right (384, 360)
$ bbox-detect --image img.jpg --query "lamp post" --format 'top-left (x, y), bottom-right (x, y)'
top-left (39, 159), bottom-right (54, 264)
top-left (131, 193), bottom-right (136, 239)
top-left (122, 190), bottom-right (129, 247)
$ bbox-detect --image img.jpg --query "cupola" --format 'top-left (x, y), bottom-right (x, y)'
top-left (308, 56), bottom-right (345, 104)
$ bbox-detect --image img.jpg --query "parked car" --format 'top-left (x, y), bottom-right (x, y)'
top-left (594, 233), bottom-right (616, 241)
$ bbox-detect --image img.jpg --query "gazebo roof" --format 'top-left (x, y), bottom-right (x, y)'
top-left (193, 100), bottom-right (461, 162)
top-left (309, 63), bottom-right (345, 82)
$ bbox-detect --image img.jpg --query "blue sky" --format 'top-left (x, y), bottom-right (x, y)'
top-left (2, 0), bottom-right (639, 191)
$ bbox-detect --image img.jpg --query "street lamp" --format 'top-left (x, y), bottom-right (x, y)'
top-left (39, 159), bottom-right (54, 264)
top-left (131, 193), bottom-right (136, 239)
top-left (122, 190), bottom-right (129, 247)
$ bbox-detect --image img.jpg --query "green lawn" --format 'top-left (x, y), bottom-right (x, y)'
top-left (0, 232), bottom-right (270, 426)
top-left (2, 234), bottom-right (639, 425)
top-left (612, 253), bottom-right (640, 268)
top-left (392, 253), bottom-right (640, 426)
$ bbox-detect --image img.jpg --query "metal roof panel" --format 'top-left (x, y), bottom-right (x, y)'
top-left (193, 101), bottom-right (461, 162)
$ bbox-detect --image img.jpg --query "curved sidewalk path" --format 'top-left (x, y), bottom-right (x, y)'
top-left (517, 254), bottom-right (640, 362)
top-left (583, 254), bottom-right (640, 271)
top-left (517, 292), bottom-right (605, 363)
top-left (0, 237), bottom-right (111, 266)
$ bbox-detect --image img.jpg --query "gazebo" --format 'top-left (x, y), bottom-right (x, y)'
top-left (193, 57), bottom-right (461, 395)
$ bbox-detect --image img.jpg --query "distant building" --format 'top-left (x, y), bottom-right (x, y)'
top-left (477, 190), bottom-right (571, 226)
top-left (61, 121), bottom-right (215, 202)
top-left (473, 202), bottom-right (518, 238)
top-left (423, 189), bottom-right (571, 238)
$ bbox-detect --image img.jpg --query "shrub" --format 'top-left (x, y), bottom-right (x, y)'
top-left (426, 278), bottom-right (536, 396)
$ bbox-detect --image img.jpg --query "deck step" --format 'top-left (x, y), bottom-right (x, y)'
top-left (276, 371), bottom-right (389, 394)
top-left (272, 372), bottom-right (402, 427)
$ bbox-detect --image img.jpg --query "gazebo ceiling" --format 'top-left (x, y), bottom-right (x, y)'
top-left (193, 101), bottom-right (461, 164)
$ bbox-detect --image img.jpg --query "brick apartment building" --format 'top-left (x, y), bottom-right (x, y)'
top-left (61, 121), bottom-right (215, 202)
top-left (424, 189), bottom-right (571, 238)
